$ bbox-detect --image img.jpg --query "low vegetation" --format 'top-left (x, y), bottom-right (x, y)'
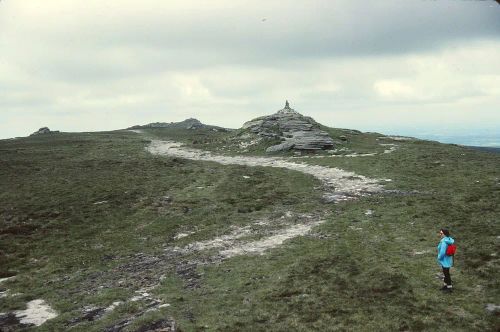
top-left (0, 127), bottom-right (498, 331)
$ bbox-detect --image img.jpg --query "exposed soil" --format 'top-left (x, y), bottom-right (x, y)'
top-left (12, 299), bottom-right (58, 327)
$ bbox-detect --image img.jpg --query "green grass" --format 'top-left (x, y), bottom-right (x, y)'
top-left (156, 195), bottom-right (499, 331)
top-left (1, 128), bottom-right (499, 331)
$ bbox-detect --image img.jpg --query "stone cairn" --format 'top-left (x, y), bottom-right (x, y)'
top-left (242, 101), bottom-right (335, 152)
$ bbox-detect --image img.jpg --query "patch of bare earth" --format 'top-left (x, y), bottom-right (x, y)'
top-left (15, 300), bottom-right (58, 326)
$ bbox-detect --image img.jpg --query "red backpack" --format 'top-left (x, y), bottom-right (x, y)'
top-left (446, 243), bottom-right (457, 256)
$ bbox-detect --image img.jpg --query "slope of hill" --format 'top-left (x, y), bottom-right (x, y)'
top-left (0, 122), bottom-right (499, 331)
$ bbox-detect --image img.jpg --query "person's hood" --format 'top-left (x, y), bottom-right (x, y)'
top-left (442, 236), bottom-right (454, 245)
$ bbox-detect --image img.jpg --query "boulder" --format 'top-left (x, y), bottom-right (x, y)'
top-left (30, 127), bottom-right (59, 136)
top-left (242, 101), bottom-right (334, 151)
top-left (266, 141), bottom-right (295, 153)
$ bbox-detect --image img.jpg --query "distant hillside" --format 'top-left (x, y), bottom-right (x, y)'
top-left (128, 118), bottom-right (229, 132)
top-left (465, 146), bottom-right (500, 154)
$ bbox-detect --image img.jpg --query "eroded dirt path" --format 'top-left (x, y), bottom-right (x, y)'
top-left (147, 140), bottom-right (389, 202)
top-left (62, 137), bottom-right (391, 329)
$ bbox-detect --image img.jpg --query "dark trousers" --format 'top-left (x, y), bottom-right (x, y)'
top-left (442, 267), bottom-right (452, 286)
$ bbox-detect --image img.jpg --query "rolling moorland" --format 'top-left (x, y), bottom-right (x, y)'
top-left (0, 112), bottom-right (499, 331)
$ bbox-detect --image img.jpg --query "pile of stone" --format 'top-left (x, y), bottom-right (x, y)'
top-left (242, 101), bottom-right (335, 152)
top-left (30, 127), bottom-right (59, 136)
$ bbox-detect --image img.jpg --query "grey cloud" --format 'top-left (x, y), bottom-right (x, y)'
top-left (5, 2), bottom-right (499, 64)
top-left (3, 1), bottom-right (498, 84)
top-left (0, 1), bottom-right (498, 139)
top-left (40, 1), bottom-right (499, 58)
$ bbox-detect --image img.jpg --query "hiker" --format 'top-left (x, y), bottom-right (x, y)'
top-left (437, 228), bottom-right (455, 291)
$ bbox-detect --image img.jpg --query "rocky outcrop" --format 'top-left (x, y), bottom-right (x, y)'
top-left (242, 101), bottom-right (334, 151)
top-left (128, 118), bottom-right (228, 131)
top-left (30, 127), bottom-right (59, 136)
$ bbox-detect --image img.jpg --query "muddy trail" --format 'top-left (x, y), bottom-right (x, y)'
top-left (147, 140), bottom-right (390, 202)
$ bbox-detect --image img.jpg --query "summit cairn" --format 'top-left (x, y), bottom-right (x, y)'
top-left (242, 101), bottom-right (335, 152)
top-left (277, 100), bottom-right (299, 115)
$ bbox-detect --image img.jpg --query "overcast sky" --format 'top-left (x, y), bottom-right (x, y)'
top-left (1, 0), bottom-right (499, 139)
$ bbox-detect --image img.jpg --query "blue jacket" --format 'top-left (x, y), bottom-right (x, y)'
top-left (437, 236), bottom-right (454, 268)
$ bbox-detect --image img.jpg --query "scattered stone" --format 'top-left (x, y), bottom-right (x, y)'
top-left (239, 139), bottom-right (261, 149)
top-left (174, 231), bottom-right (196, 240)
top-left (105, 301), bottom-right (123, 313)
top-left (412, 250), bottom-right (431, 255)
top-left (364, 209), bottom-right (374, 216)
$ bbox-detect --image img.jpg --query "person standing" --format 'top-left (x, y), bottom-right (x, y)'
top-left (437, 228), bottom-right (455, 291)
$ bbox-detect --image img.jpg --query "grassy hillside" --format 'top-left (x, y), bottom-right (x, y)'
top-left (0, 128), bottom-right (499, 331)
